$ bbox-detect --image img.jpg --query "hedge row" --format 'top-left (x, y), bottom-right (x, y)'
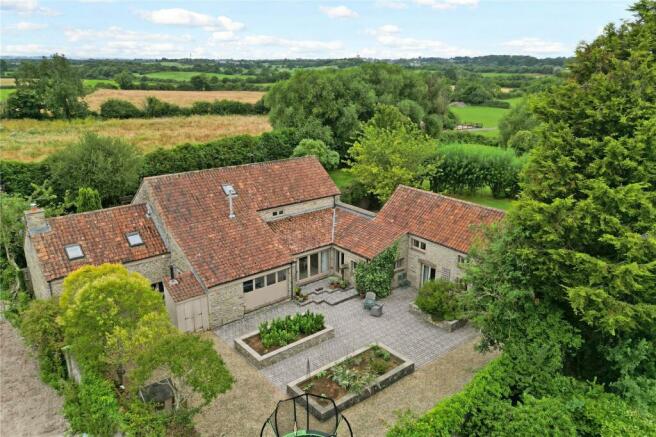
top-left (0, 129), bottom-right (301, 197)
top-left (438, 130), bottom-right (499, 147)
top-left (429, 143), bottom-right (525, 199)
top-left (99, 97), bottom-right (266, 119)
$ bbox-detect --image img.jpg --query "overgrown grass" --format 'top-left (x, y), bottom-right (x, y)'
top-left (1, 115), bottom-right (272, 162)
top-left (448, 188), bottom-right (514, 210)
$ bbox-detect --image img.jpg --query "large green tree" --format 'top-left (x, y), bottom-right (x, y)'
top-left (5, 54), bottom-right (87, 119)
top-left (47, 133), bottom-right (143, 205)
top-left (466, 0), bottom-right (655, 407)
top-left (348, 105), bottom-right (435, 202)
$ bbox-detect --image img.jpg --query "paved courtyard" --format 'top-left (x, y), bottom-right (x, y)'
top-left (215, 285), bottom-right (477, 389)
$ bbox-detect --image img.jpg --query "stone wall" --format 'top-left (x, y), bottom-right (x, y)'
top-left (406, 235), bottom-right (465, 288)
top-left (258, 196), bottom-right (336, 222)
top-left (23, 235), bottom-right (50, 299)
top-left (207, 281), bottom-right (245, 328)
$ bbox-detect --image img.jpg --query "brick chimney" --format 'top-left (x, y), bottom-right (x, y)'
top-left (24, 204), bottom-right (50, 235)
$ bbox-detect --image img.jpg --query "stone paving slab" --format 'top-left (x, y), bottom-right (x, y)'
top-left (215, 286), bottom-right (476, 389)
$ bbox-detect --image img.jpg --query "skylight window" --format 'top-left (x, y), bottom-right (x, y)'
top-left (126, 232), bottom-right (144, 247)
top-left (222, 184), bottom-right (237, 196)
top-left (65, 244), bottom-right (84, 260)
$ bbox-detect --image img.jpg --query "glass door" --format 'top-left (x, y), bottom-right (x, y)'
top-left (421, 263), bottom-right (436, 286)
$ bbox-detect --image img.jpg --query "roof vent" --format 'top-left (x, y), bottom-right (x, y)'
top-left (222, 184), bottom-right (237, 219)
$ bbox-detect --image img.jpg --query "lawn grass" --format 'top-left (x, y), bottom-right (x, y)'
top-left (0, 88), bottom-right (15, 100)
top-left (83, 79), bottom-right (117, 88)
top-left (448, 187), bottom-right (514, 211)
top-left (142, 71), bottom-right (255, 81)
top-left (1, 115), bottom-right (272, 162)
top-left (328, 168), bottom-right (354, 190)
top-left (449, 97), bottom-right (522, 138)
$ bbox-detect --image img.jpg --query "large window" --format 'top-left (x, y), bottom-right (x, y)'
top-left (297, 249), bottom-right (330, 281)
top-left (421, 263), bottom-right (436, 286)
top-left (242, 268), bottom-right (288, 293)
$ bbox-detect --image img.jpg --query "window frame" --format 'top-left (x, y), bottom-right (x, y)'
top-left (126, 231), bottom-right (144, 247)
top-left (266, 273), bottom-right (277, 286)
top-left (243, 280), bottom-right (254, 293)
top-left (411, 238), bottom-right (426, 252)
top-left (277, 269), bottom-right (287, 282)
top-left (254, 276), bottom-right (265, 289)
top-left (64, 244), bottom-right (84, 260)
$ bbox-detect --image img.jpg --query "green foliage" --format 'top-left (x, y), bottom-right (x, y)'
top-left (0, 160), bottom-right (50, 197)
top-left (75, 187), bottom-right (102, 212)
top-left (113, 70), bottom-right (135, 90)
top-left (266, 63), bottom-right (452, 156)
top-left (131, 332), bottom-right (234, 405)
top-left (47, 133), bottom-right (143, 204)
top-left (19, 299), bottom-right (66, 388)
top-left (349, 106), bottom-right (435, 202)
top-left (59, 264), bottom-right (167, 374)
top-left (428, 143), bottom-right (524, 198)
top-left (437, 130), bottom-right (499, 146)
top-left (100, 98), bottom-right (143, 119)
top-left (415, 279), bottom-right (462, 321)
top-left (292, 139), bottom-right (340, 170)
top-left (455, 79), bottom-right (496, 104)
top-left (354, 243), bottom-right (397, 298)
top-left (7, 54), bottom-right (87, 119)
top-left (330, 362), bottom-right (376, 394)
top-left (63, 374), bottom-right (122, 437)
top-left (498, 98), bottom-right (538, 147)
top-left (120, 400), bottom-right (168, 437)
top-left (258, 311), bottom-right (325, 350)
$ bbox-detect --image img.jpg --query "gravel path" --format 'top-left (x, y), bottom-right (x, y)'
top-left (0, 321), bottom-right (67, 436)
top-left (195, 334), bottom-right (495, 436)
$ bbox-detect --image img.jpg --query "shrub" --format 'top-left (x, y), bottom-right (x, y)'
top-left (415, 279), bottom-right (462, 321)
top-left (143, 97), bottom-right (182, 117)
top-left (0, 160), bottom-right (50, 196)
top-left (47, 133), bottom-right (143, 205)
top-left (354, 243), bottom-right (397, 298)
top-left (75, 187), bottom-right (102, 212)
top-left (292, 139), bottom-right (340, 170)
top-left (19, 299), bottom-right (66, 388)
top-left (258, 311), bottom-right (325, 350)
top-left (480, 100), bottom-right (511, 109)
top-left (437, 130), bottom-right (499, 146)
top-left (63, 374), bottom-right (122, 437)
top-left (99, 99), bottom-right (143, 119)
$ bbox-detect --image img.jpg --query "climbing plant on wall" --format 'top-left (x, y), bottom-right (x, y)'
top-left (354, 243), bottom-right (398, 298)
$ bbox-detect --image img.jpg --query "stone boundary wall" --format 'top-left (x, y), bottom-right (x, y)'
top-left (287, 343), bottom-right (415, 421)
top-left (235, 324), bottom-right (334, 369)
top-left (408, 302), bottom-right (467, 332)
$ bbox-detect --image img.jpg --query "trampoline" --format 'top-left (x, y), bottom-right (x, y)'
top-left (260, 394), bottom-right (353, 437)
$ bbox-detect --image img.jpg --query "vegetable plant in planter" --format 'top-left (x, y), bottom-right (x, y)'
top-left (254, 311), bottom-right (325, 352)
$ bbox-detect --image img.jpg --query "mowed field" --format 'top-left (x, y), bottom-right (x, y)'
top-left (1, 114), bottom-right (272, 162)
top-left (450, 97), bottom-right (522, 138)
top-left (84, 89), bottom-right (265, 111)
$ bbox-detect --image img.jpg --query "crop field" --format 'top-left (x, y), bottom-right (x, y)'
top-left (1, 114), bottom-right (272, 162)
top-left (0, 78), bottom-right (16, 86)
top-left (142, 71), bottom-right (255, 81)
top-left (0, 89), bottom-right (15, 100)
top-left (84, 89), bottom-right (266, 111)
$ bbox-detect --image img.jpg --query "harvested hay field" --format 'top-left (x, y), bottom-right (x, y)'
top-left (85, 89), bottom-right (266, 111)
top-left (0, 321), bottom-right (67, 436)
top-left (1, 114), bottom-right (272, 162)
top-left (0, 77), bottom-right (16, 86)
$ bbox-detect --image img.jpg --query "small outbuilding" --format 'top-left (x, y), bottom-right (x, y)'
top-left (138, 378), bottom-right (177, 411)
top-left (163, 271), bottom-right (209, 332)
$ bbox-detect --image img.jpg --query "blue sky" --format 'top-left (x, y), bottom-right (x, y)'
top-left (1, 0), bottom-right (635, 59)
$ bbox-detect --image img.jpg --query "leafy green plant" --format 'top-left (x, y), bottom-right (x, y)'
top-left (370, 358), bottom-right (389, 376)
top-left (372, 345), bottom-right (391, 361)
top-left (354, 243), bottom-right (397, 298)
top-left (415, 279), bottom-right (462, 321)
top-left (63, 374), bottom-right (122, 437)
top-left (258, 311), bottom-right (325, 350)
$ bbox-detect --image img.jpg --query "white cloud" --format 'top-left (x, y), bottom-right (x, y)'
top-left (210, 31), bottom-right (238, 42)
top-left (502, 37), bottom-right (567, 55)
top-left (64, 26), bottom-right (192, 44)
top-left (377, 0), bottom-right (408, 9)
top-left (365, 24), bottom-right (475, 57)
top-left (319, 5), bottom-right (358, 19)
top-left (414, 0), bottom-right (478, 10)
top-left (4, 43), bottom-right (47, 54)
top-left (4, 21), bottom-right (47, 31)
top-left (138, 8), bottom-right (244, 32)
top-left (1, 0), bottom-right (57, 15)
top-left (241, 35), bottom-right (343, 52)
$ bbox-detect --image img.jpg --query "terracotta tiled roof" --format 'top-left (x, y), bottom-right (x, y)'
top-left (165, 272), bottom-right (205, 303)
top-left (143, 157), bottom-right (338, 287)
top-left (269, 208), bottom-right (367, 255)
top-left (30, 204), bottom-right (168, 282)
top-left (336, 214), bottom-right (407, 259)
top-left (377, 185), bottom-right (505, 254)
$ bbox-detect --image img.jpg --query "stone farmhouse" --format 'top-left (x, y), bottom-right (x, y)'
top-left (23, 157), bottom-right (504, 332)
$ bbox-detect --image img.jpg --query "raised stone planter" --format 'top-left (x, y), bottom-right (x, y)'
top-left (409, 302), bottom-right (467, 332)
top-left (235, 324), bottom-right (334, 369)
top-left (287, 343), bottom-right (414, 421)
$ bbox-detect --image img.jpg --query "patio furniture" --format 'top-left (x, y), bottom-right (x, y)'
top-left (370, 303), bottom-right (383, 317)
top-left (363, 292), bottom-right (376, 310)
